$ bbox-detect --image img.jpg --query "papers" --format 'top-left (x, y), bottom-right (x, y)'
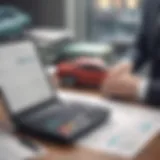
top-left (78, 111), bottom-right (159, 158)
top-left (59, 91), bottom-right (160, 158)
top-left (0, 131), bottom-right (45, 160)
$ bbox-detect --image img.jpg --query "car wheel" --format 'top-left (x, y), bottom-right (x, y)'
top-left (62, 76), bottom-right (76, 87)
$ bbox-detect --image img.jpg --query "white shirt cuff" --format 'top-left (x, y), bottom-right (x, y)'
top-left (137, 78), bottom-right (149, 101)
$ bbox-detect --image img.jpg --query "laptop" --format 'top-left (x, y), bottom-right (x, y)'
top-left (0, 41), bottom-right (109, 144)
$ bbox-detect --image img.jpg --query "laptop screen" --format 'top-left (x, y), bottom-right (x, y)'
top-left (0, 41), bottom-right (55, 113)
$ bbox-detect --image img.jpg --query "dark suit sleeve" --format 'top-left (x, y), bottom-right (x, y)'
top-left (126, 28), bottom-right (149, 72)
top-left (125, 1), bottom-right (149, 72)
top-left (146, 80), bottom-right (160, 106)
top-left (133, 31), bottom-right (149, 71)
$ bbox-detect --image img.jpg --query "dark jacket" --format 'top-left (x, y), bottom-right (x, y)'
top-left (129, 0), bottom-right (160, 105)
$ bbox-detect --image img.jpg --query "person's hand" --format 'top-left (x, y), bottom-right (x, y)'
top-left (102, 73), bottom-right (141, 101)
top-left (109, 62), bottom-right (133, 78)
top-left (101, 62), bottom-right (133, 97)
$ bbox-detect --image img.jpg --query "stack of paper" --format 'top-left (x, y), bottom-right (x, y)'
top-left (0, 131), bottom-right (45, 160)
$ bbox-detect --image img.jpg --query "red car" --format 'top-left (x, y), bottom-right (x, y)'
top-left (57, 57), bottom-right (108, 87)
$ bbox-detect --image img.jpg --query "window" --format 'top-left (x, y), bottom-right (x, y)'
top-left (87, 0), bottom-right (142, 43)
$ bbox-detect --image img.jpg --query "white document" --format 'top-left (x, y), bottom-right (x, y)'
top-left (0, 131), bottom-right (44, 160)
top-left (59, 91), bottom-right (160, 158)
top-left (0, 41), bottom-right (55, 113)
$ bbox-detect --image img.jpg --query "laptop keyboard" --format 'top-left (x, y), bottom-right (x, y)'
top-left (24, 103), bottom-right (62, 122)
top-left (18, 100), bottom-right (109, 141)
top-left (26, 100), bottom-right (103, 123)
top-left (23, 100), bottom-right (107, 130)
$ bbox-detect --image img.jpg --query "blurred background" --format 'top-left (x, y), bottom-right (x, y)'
top-left (0, 0), bottom-right (143, 88)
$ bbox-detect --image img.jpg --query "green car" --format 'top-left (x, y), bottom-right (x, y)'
top-left (0, 5), bottom-right (31, 37)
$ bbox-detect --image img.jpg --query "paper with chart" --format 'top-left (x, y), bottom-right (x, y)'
top-left (59, 91), bottom-right (160, 158)
top-left (78, 108), bottom-right (159, 158)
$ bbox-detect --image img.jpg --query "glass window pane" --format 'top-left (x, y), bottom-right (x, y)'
top-left (87, 0), bottom-right (142, 45)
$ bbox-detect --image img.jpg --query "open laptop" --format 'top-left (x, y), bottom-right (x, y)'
top-left (0, 41), bottom-right (109, 144)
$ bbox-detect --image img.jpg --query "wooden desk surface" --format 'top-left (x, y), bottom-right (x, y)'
top-left (0, 89), bottom-right (160, 160)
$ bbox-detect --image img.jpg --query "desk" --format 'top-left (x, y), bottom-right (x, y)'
top-left (0, 89), bottom-right (160, 160)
